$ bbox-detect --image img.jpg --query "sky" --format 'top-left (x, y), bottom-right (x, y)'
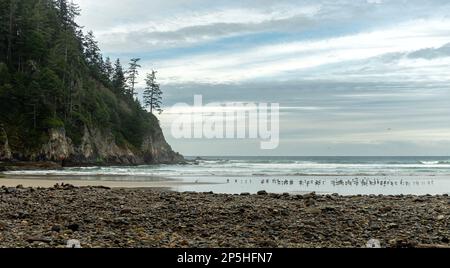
top-left (73, 0), bottom-right (450, 156)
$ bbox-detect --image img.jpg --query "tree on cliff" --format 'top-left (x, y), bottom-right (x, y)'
top-left (143, 70), bottom-right (163, 114)
top-left (0, 0), bottom-right (166, 156)
top-left (112, 58), bottom-right (127, 96)
top-left (126, 58), bottom-right (141, 98)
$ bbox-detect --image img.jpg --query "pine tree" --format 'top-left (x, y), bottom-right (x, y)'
top-left (0, 0), bottom-right (168, 154)
top-left (126, 58), bottom-right (141, 97)
top-left (83, 31), bottom-right (102, 70)
top-left (112, 58), bottom-right (127, 95)
top-left (104, 56), bottom-right (113, 82)
top-left (143, 70), bottom-right (163, 114)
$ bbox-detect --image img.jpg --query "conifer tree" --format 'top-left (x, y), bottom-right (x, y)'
top-left (112, 58), bottom-right (127, 95)
top-left (143, 70), bottom-right (163, 114)
top-left (126, 58), bottom-right (141, 97)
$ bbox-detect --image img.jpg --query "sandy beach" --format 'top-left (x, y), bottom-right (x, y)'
top-left (0, 175), bottom-right (213, 189)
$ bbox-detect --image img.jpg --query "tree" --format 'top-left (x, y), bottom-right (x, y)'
top-left (83, 31), bottom-right (102, 70)
top-left (103, 56), bottom-right (113, 82)
top-left (126, 58), bottom-right (141, 97)
top-left (112, 58), bottom-right (127, 95)
top-left (143, 70), bottom-right (163, 114)
top-left (0, 0), bottom-right (168, 159)
top-left (6, 0), bottom-right (18, 65)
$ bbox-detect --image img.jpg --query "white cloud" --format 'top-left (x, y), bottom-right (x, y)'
top-left (142, 19), bottom-right (450, 85)
top-left (77, 3), bottom-right (320, 52)
top-left (73, 0), bottom-right (450, 155)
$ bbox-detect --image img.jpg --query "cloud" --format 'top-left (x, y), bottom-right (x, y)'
top-left (407, 43), bottom-right (450, 59)
top-left (73, 0), bottom-right (450, 155)
top-left (137, 19), bottom-right (450, 85)
top-left (80, 4), bottom-right (320, 53)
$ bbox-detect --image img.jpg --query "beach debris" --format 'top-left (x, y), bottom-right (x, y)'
top-left (66, 239), bottom-right (82, 248)
top-left (366, 239), bottom-right (381, 248)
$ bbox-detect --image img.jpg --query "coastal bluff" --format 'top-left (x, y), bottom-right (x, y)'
top-left (0, 124), bottom-right (184, 167)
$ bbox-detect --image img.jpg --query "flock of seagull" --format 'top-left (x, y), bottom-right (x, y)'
top-left (225, 177), bottom-right (435, 188)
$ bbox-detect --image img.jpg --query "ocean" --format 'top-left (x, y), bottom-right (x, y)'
top-left (6, 156), bottom-right (450, 195)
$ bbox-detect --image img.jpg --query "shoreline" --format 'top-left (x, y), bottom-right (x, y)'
top-left (0, 184), bottom-right (449, 248)
top-left (0, 175), bottom-right (215, 189)
top-left (0, 160), bottom-right (192, 172)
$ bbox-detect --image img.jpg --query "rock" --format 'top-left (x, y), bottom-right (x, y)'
top-left (308, 208), bottom-right (322, 215)
top-left (304, 192), bottom-right (316, 199)
top-left (113, 217), bottom-right (129, 225)
top-left (258, 240), bottom-right (278, 248)
top-left (366, 239), bottom-right (381, 248)
top-left (94, 186), bottom-right (112, 190)
top-left (120, 208), bottom-right (133, 214)
top-left (416, 244), bottom-right (450, 248)
top-left (388, 238), bottom-right (418, 248)
top-left (305, 199), bottom-right (316, 207)
top-left (26, 236), bottom-right (52, 244)
top-left (257, 190), bottom-right (268, 196)
top-left (5, 187), bottom-right (17, 194)
top-left (321, 206), bottom-right (337, 213)
top-left (1, 187), bottom-right (450, 248)
top-left (51, 225), bottom-right (62, 232)
top-left (5, 118), bottom-right (184, 165)
top-left (67, 223), bottom-right (80, 232)
top-left (387, 223), bottom-right (399, 229)
top-left (369, 222), bottom-right (381, 231)
top-left (66, 239), bottom-right (82, 248)
top-left (437, 215), bottom-right (445, 221)
top-left (240, 193), bottom-right (250, 196)
top-left (0, 126), bottom-right (12, 161)
top-left (379, 206), bottom-right (392, 213)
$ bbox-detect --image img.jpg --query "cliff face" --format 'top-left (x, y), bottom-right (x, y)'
top-left (0, 127), bottom-right (12, 161)
top-left (0, 124), bottom-right (184, 166)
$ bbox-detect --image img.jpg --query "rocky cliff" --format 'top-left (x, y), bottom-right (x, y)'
top-left (0, 124), bottom-right (184, 166)
top-left (0, 126), bottom-right (12, 161)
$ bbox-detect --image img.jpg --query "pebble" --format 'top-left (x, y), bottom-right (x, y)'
top-left (66, 239), bottom-right (82, 248)
top-left (366, 239), bottom-right (381, 248)
top-left (257, 190), bottom-right (268, 196)
top-left (67, 223), bottom-right (80, 232)
top-left (0, 187), bottom-right (449, 248)
top-left (51, 225), bottom-right (62, 232)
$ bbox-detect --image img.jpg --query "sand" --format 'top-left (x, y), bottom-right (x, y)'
top-left (0, 175), bottom-right (209, 189)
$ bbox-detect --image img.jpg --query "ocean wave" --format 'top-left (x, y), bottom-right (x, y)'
top-left (419, 160), bottom-right (450, 165)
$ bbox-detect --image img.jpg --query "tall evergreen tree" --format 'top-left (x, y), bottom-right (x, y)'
top-left (103, 56), bottom-right (113, 82)
top-left (126, 58), bottom-right (141, 97)
top-left (0, 0), bottom-right (166, 154)
top-left (143, 70), bottom-right (163, 114)
top-left (112, 58), bottom-right (127, 95)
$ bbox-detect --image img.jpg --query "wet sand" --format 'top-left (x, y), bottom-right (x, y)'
top-left (0, 175), bottom-right (213, 189)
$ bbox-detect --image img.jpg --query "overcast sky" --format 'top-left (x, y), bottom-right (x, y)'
top-left (73, 0), bottom-right (450, 156)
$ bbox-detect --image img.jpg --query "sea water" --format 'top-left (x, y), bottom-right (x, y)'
top-left (6, 156), bottom-right (450, 195)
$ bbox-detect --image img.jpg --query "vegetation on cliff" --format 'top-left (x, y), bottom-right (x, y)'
top-left (0, 0), bottom-right (182, 164)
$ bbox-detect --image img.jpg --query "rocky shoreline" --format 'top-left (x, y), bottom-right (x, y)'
top-left (0, 184), bottom-right (449, 248)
